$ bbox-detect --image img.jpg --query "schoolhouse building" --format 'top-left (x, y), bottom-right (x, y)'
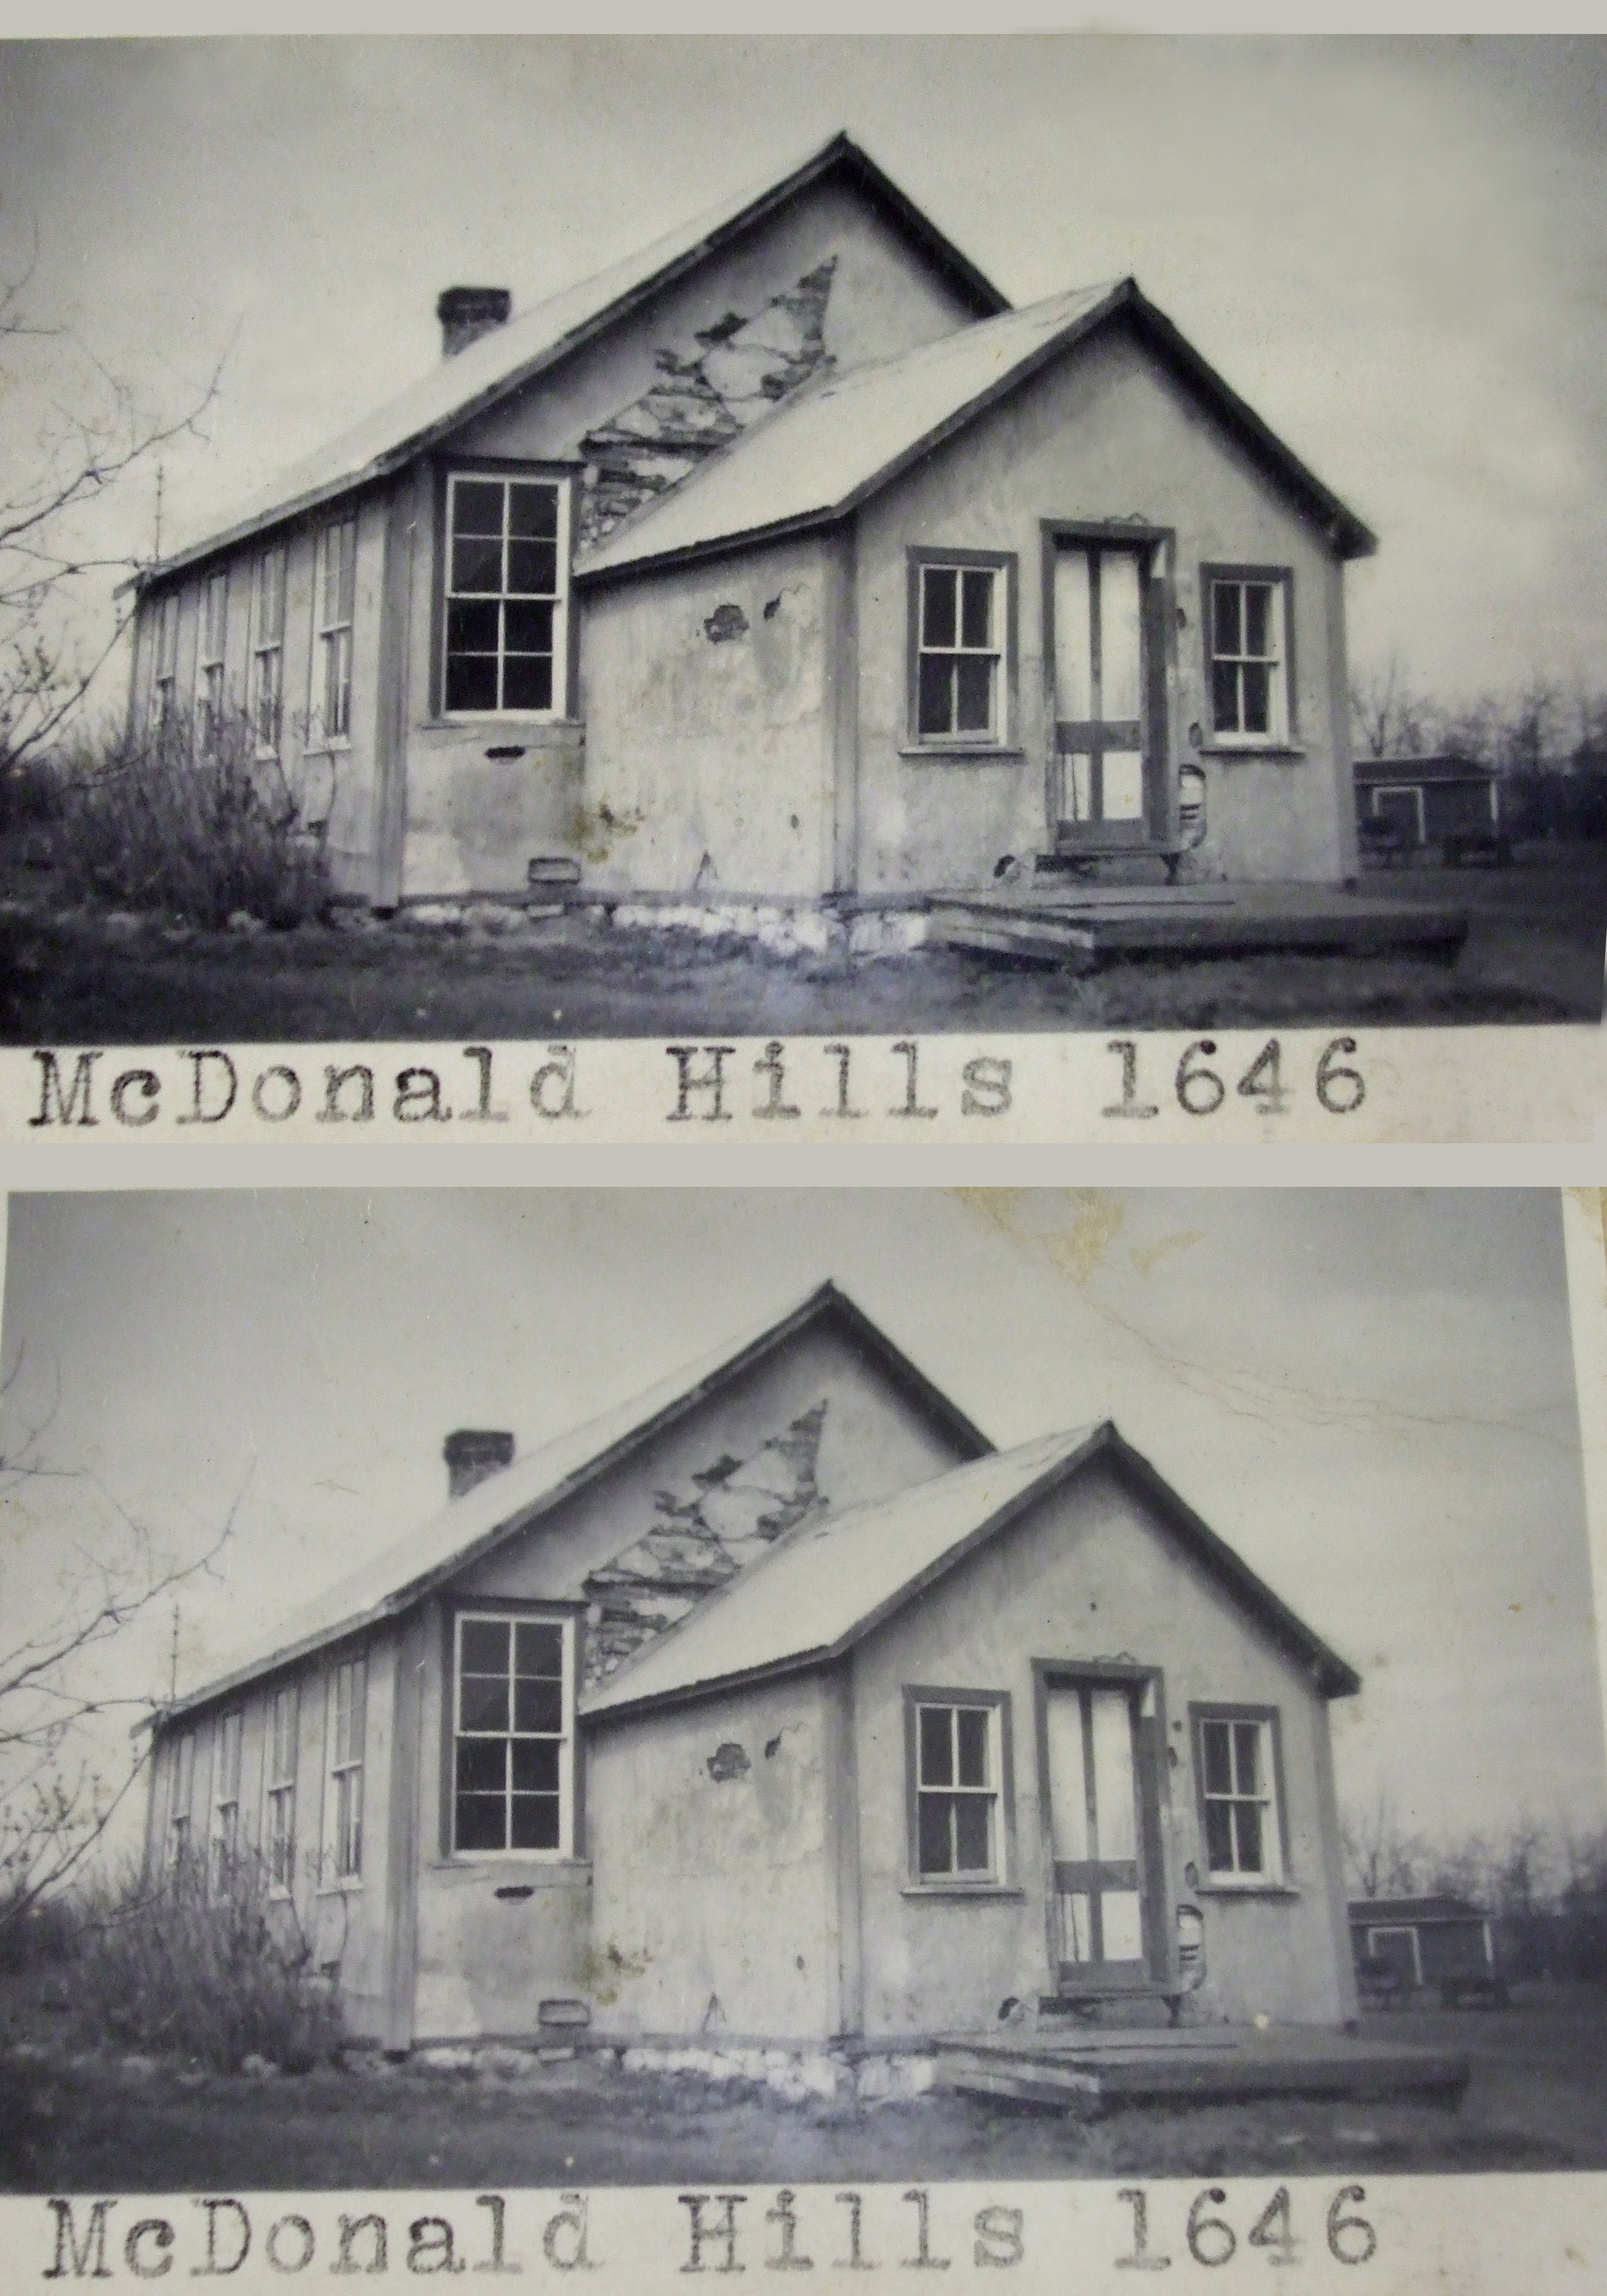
top-left (125, 133), bottom-right (1375, 916)
top-left (142, 1282), bottom-right (1362, 2053)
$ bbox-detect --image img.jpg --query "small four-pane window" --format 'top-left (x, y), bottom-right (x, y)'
top-left (914, 1699), bottom-right (999, 1879)
top-left (1206, 572), bottom-right (1289, 744)
top-left (453, 1615), bottom-right (570, 1854)
top-left (1197, 1712), bottom-right (1282, 1882)
top-left (444, 476), bottom-right (566, 716)
top-left (916, 563), bottom-right (1001, 741)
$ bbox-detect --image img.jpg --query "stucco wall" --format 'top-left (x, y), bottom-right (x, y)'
top-left (850, 317), bottom-right (1360, 891)
top-left (453, 178), bottom-right (980, 472)
top-left (578, 534), bottom-right (833, 897)
top-left (584, 1673), bottom-right (834, 2038)
top-left (452, 1307), bottom-right (977, 1610)
top-left (849, 1456), bottom-right (1357, 2034)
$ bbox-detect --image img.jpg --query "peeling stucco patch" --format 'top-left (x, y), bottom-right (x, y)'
top-left (576, 260), bottom-right (836, 550)
top-left (705, 1741), bottom-right (752, 1782)
top-left (582, 1400), bottom-right (828, 1686)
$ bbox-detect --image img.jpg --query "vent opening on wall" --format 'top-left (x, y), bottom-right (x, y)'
top-left (528, 857), bottom-right (582, 888)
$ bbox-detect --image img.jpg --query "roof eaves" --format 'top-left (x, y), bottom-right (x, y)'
top-left (132, 133), bottom-right (1005, 597)
top-left (581, 1424), bottom-right (1107, 1727)
top-left (577, 281), bottom-right (1130, 588)
top-left (1124, 286), bottom-right (1378, 562)
top-left (1104, 1432), bottom-right (1361, 1698)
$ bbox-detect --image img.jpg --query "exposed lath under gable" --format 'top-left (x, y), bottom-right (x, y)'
top-left (577, 260), bottom-right (837, 550)
top-left (581, 1399), bottom-right (828, 1686)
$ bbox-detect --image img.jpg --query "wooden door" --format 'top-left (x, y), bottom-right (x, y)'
top-left (1051, 543), bottom-right (1167, 849)
top-left (1044, 1678), bottom-right (1163, 1993)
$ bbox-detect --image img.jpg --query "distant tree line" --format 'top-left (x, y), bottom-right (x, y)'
top-left (1342, 1794), bottom-right (1607, 1983)
top-left (1350, 656), bottom-right (1607, 840)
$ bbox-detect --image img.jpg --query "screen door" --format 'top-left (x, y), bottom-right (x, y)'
top-left (1044, 1679), bottom-right (1154, 1988)
top-left (1051, 543), bottom-right (1163, 847)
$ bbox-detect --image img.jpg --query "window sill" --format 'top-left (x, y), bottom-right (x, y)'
top-left (316, 1877), bottom-right (364, 1897)
top-left (431, 1855), bottom-right (589, 1876)
top-left (898, 745), bottom-right (1025, 764)
top-left (303, 739), bottom-right (353, 758)
top-left (1195, 1881), bottom-right (1300, 1899)
top-left (1198, 743), bottom-right (1305, 761)
top-left (431, 715), bottom-right (582, 733)
top-left (900, 1882), bottom-right (1024, 1901)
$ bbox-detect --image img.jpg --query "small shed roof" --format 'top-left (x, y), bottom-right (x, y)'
top-left (575, 277), bottom-right (1377, 582)
top-left (1353, 754), bottom-right (1496, 786)
top-left (1349, 1895), bottom-right (1486, 1926)
top-left (133, 132), bottom-right (1007, 592)
top-left (151, 1279), bottom-right (991, 1730)
top-left (581, 1420), bottom-right (1361, 1721)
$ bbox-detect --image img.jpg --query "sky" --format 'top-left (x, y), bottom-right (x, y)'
top-left (1, 35), bottom-right (1605, 720)
top-left (1, 1185), bottom-right (1600, 1874)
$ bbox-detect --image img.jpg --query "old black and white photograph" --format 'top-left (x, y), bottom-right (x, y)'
top-left (2, 1185), bottom-right (1604, 2195)
top-left (1, 37), bottom-right (1604, 1046)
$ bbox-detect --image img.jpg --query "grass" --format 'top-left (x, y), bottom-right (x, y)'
top-left (4, 1981), bottom-right (1606, 2192)
top-left (1, 846), bottom-right (1601, 1043)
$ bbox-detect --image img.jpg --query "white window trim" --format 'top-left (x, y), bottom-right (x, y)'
top-left (441, 471), bottom-right (572, 724)
top-left (451, 1610), bottom-right (576, 1862)
top-left (263, 1680), bottom-right (299, 1900)
top-left (166, 1729), bottom-right (196, 1870)
top-left (321, 1653), bottom-right (367, 1892)
top-left (149, 592), bottom-right (180, 729)
top-left (1195, 1710), bottom-right (1285, 1888)
top-left (1366, 1924), bottom-right (1424, 1986)
top-left (1204, 568), bottom-right (1292, 750)
top-left (196, 570), bottom-right (229, 749)
top-left (250, 546), bottom-right (287, 760)
top-left (309, 516), bottom-right (356, 754)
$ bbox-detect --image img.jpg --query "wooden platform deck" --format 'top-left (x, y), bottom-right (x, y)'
top-left (927, 882), bottom-right (1470, 971)
top-left (932, 2024), bottom-right (1470, 2111)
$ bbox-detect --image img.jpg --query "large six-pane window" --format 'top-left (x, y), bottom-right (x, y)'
top-left (914, 1699), bottom-right (998, 1878)
top-left (444, 476), bottom-right (565, 715)
top-left (453, 1615), bottom-right (568, 1853)
top-left (915, 563), bottom-right (1000, 740)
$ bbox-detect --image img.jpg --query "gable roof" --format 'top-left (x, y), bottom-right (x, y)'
top-left (580, 1420), bottom-right (1361, 1722)
top-left (133, 134), bottom-right (1007, 593)
top-left (151, 1280), bottom-right (991, 1731)
top-left (576, 276), bottom-right (1377, 582)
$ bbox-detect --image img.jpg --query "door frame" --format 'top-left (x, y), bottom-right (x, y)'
top-left (1039, 521), bottom-right (1179, 857)
top-left (1031, 1658), bottom-right (1178, 1999)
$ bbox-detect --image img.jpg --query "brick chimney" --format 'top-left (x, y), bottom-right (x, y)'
top-left (436, 286), bottom-right (512, 358)
top-left (444, 1428), bottom-right (514, 1499)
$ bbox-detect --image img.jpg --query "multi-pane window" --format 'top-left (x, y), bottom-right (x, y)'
top-left (453, 1615), bottom-right (570, 1854)
top-left (266, 1683), bottom-right (298, 1893)
top-left (1207, 573), bottom-right (1289, 743)
top-left (1197, 1713), bottom-right (1281, 1881)
top-left (149, 592), bottom-right (180, 728)
top-left (211, 1710), bottom-right (243, 1890)
top-left (443, 475), bottom-right (566, 716)
top-left (914, 1699), bottom-right (999, 1879)
top-left (251, 546), bottom-right (287, 754)
top-left (167, 1731), bottom-right (196, 1869)
top-left (328, 1655), bottom-right (366, 1881)
top-left (915, 562), bottom-right (1001, 740)
top-left (315, 518), bottom-right (356, 744)
top-left (198, 571), bottom-right (228, 750)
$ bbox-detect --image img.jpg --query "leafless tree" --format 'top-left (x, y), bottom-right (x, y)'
top-left (0, 230), bottom-right (224, 772)
top-left (1340, 1786), bottom-right (1427, 1898)
top-left (1349, 653), bottom-right (1432, 759)
top-left (0, 1355), bottom-right (235, 1938)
